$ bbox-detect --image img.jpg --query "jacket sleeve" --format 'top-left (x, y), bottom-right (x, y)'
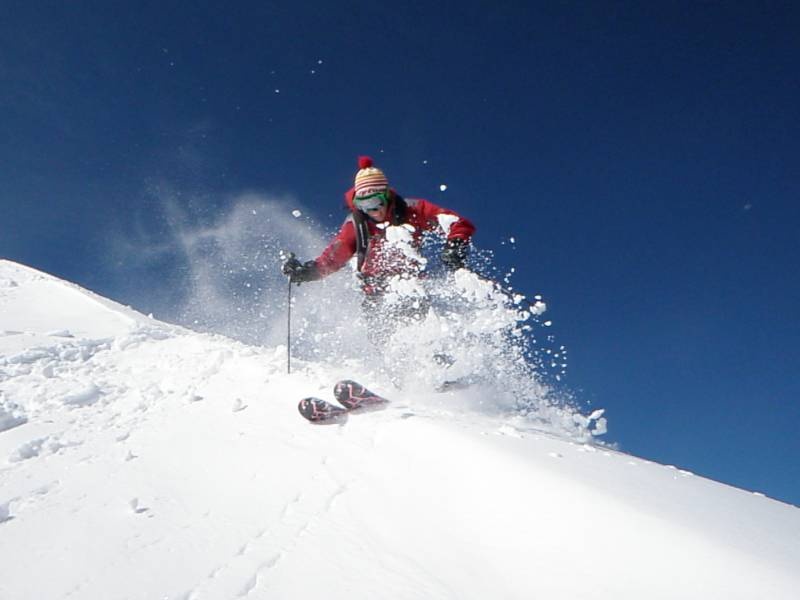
top-left (313, 217), bottom-right (357, 277)
top-left (414, 199), bottom-right (476, 241)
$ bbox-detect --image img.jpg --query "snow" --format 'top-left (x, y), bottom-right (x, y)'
top-left (1, 258), bottom-right (799, 599)
top-left (436, 213), bottom-right (459, 236)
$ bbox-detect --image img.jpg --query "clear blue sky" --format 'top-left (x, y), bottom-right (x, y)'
top-left (2, 2), bottom-right (799, 505)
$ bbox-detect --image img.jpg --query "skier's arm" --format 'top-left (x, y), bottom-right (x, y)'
top-left (414, 199), bottom-right (475, 270)
top-left (313, 218), bottom-right (358, 277)
top-left (416, 199), bottom-right (476, 241)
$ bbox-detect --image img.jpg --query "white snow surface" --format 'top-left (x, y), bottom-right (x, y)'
top-left (1, 258), bottom-right (799, 599)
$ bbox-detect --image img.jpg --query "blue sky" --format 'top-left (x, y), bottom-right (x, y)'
top-left (2, 2), bottom-right (799, 505)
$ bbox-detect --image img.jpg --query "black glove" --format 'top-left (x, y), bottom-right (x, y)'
top-left (441, 238), bottom-right (469, 271)
top-left (282, 256), bottom-right (320, 283)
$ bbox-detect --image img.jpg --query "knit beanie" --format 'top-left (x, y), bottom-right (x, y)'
top-left (353, 156), bottom-right (389, 197)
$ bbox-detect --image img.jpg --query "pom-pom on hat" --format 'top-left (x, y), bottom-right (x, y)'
top-left (354, 156), bottom-right (389, 198)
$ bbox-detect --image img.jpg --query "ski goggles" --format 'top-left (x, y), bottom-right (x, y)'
top-left (354, 191), bottom-right (389, 212)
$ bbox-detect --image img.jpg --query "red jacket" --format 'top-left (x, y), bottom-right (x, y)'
top-left (314, 189), bottom-right (475, 281)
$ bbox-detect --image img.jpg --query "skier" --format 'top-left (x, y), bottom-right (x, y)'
top-left (282, 156), bottom-right (475, 343)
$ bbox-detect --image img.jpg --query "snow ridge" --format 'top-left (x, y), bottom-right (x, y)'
top-left (1, 259), bottom-right (799, 599)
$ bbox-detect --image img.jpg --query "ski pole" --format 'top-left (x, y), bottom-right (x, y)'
top-left (287, 272), bottom-right (292, 374)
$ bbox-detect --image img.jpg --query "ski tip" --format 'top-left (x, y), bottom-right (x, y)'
top-left (334, 379), bottom-right (356, 396)
top-left (298, 397), bottom-right (347, 423)
top-left (333, 380), bottom-right (389, 410)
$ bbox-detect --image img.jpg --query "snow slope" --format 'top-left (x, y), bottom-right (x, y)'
top-left (1, 259), bottom-right (798, 599)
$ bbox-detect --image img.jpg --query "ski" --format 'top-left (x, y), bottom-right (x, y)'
top-left (298, 380), bottom-right (389, 422)
top-left (333, 379), bottom-right (389, 409)
top-left (298, 397), bottom-right (348, 422)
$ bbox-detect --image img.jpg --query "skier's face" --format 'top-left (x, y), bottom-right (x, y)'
top-left (355, 190), bottom-right (390, 221)
top-left (365, 204), bottom-right (389, 221)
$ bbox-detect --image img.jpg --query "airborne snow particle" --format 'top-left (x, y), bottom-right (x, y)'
top-left (440, 184), bottom-right (448, 192)
top-left (292, 210), bottom-right (302, 218)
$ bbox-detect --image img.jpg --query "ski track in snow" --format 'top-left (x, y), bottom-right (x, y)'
top-left (184, 468), bottom-right (352, 598)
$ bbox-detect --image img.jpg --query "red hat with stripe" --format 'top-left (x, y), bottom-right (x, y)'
top-left (354, 156), bottom-right (389, 198)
